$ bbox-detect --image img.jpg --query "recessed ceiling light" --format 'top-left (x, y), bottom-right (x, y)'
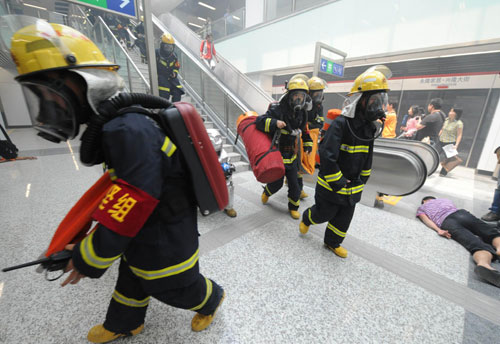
top-left (188, 22), bottom-right (202, 28)
top-left (198, 17), bottom-right (207, 22)
top-left (198, 2), bottom-right (216, 11)
top-left (232, 16), bottom-right (240, 20)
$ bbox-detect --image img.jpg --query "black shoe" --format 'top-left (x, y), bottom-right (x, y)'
top-left (474, 266), bottom-right (500, 287)
top-left (481, 211), bottom-right (500, 222)
top-left (439, 167), bottom-right (448, 177)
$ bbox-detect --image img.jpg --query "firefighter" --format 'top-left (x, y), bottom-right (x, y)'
top-left (298, 76), bottom-right (327, 199)
top-left (299, 66), bottom-right (391, 258)
top-left (256, 78), bottom-right (313, 219)
top-left (132, 16), bottom-right (147, 63)
top-left (156, 33), bottom-right (185, 102)
top-left (4, 17), bottom-right (224, 343)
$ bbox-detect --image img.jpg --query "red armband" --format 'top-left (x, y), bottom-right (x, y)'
top-left (92, 179), bottom-right (159, 237)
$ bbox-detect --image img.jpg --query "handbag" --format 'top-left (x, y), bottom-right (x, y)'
top-left (0, 123), bottom-right (18, 159)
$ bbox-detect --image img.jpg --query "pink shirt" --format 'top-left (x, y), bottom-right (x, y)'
top-left (404, 117), bottom-right (419, 137)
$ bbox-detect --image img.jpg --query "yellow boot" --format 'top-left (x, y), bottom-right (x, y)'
top-left (326, 244), bottom-right (348, 258)
top-left (299, 221), bottom-right (309, 235)
top-left (224, 208), bottom-right (237, 217)
top-left (192, 291), bottom-right (226, 332)
top-left (289, 210), bottom-right (300, 219)
top-left (299, 190), bottom-right (308, 199)
top-left (261, 193), bottom-right (269, 204)
top-left (87, 324), bottom-right (144, 343)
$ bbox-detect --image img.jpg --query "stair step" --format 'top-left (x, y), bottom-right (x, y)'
top-left (222, 144), bottom-right (233, 153)
top-left (204, 121), bottom-right (214, 129)
top-left (227, 152), bottom-right (241, 162)
top-left (233, 161), bottom-right (250, 173)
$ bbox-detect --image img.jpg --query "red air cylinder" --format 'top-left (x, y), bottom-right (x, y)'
top-left (237, 112), bottom-right (285, 183)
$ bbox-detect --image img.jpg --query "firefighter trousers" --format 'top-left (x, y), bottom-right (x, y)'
top-left (302, 194), bottom-right (356, 248)
top-left (103, 259), bottom-right (224, 334)
top-left (158, 77), bottom-right (184, 102)
top-left (264, 162), bottom-right (301, 211)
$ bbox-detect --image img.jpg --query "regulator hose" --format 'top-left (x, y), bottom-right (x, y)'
top-left (80, 93), bottom-right (172, 166)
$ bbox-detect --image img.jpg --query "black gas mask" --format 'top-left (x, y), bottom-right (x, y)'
top-left (360, 91), bottom-right (388, 122)
top-left (160, 43), bottom-right (174, 57)
top-left (288, 89), bottom-right (307, 112)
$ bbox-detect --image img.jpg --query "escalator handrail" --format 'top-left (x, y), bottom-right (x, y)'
top-left (375, 138), bottom-right (440, 176)
top-left (158, 13), bottom-right (273, 112)
top-left (371, 146), bottom-right (428, 197)
top-left (152, 15), bottom-right (251, 115)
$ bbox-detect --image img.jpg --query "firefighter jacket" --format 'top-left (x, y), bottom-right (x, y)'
top-left (255, 98), bottom-right (313, 168)
top-left (307, 103), bottom-right (324, 130)
top-left (156, 49), bottom-right (180, 81)
top-left (316, 115), bottom-right (375, 206)
top-left (72, 112), bottom-right (200, 294)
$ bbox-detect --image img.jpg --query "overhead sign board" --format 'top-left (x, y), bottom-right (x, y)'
top-left (65, 0), bottom-right (138, 19)
top-left (320, 58), bottom-right (344, 77)
top-left (313, 42), bottom-right (347, 78)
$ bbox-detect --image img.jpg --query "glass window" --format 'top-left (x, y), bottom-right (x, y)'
top-left (265, 0), bottom-right (293, 21)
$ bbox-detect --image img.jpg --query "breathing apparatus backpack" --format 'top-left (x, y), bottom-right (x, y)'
top-left (82, 92), bottom-right (228, 216)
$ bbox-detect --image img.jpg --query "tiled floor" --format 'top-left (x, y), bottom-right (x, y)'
top-left (0, 128), bottom-right (499, 343)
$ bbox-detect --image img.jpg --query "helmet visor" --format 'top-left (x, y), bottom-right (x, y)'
top-left (366, 92), bottom-right (389, 119)
top-left (21, 82), bottom-right (77, 142)
top-left (311, 90), bottom-right (323, 104)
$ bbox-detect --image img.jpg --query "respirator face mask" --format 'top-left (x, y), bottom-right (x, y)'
top-left (363, 92), bottom-right (388, 122)
top-left (289, 90), bottom-right (307, 112)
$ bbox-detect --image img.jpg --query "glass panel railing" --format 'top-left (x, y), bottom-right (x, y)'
top-left (152, 15), bottom-right (251, 158)
top-left (156, 13), bottom-right (273, 116)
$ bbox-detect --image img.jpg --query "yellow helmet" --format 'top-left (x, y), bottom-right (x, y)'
top-left (10, 22), bottom-right (117, 78)
top-left (307, 77), bottom-right (327, 91)
top-left (287, 78), bottom-right (309, 92)
top-left (349, 70), bottom-right (389, 95)
top-left (289, 74), bottom-right (309, 85)
top-left (161, 33), bottom-right (175, 44)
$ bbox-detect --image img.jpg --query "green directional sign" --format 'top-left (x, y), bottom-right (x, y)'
top-left (79, 0), bottom-right (107, 9)
top-left (66, 0), bottom-right (138, 19)
top-left (326, 61), bottom-right (333, 74)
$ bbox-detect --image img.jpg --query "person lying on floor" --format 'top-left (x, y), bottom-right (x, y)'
top-left (416, 196), bottom-right (500, 288)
